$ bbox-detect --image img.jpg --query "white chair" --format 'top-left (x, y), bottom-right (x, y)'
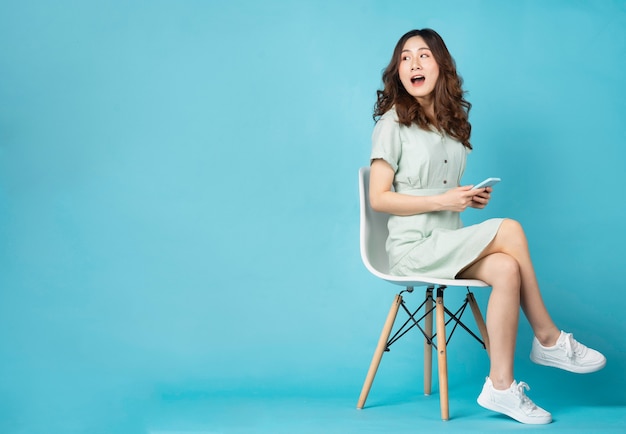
top-left (356, 166), bottom-right (491, 421)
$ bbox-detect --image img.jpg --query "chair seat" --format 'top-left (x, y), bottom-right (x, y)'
top-left (363, 264), bottom-right (489, 289)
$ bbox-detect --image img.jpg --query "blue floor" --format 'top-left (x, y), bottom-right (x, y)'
top-left (3, 383), bottom-right (624, 433)
top-left (147, 394), bottom-right (626, 434)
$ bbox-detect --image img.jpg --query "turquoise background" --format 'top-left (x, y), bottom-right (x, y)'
top-left (1, 1), bottom-right (624, 432)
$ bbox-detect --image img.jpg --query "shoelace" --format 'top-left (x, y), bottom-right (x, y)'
top-left (513, 381), bottom-right (537, 411)
top-left (560, 332), bottom-right (588, 359)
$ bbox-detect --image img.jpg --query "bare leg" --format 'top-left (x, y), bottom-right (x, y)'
top-left (460, 253), bottom-right (520, 390)
top-left (468, 219), bottom-right (560, 346)
top-left (458, 219), bottom-right (561, 389)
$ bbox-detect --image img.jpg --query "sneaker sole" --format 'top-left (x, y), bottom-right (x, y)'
top-left (530, 354), bottom-right (606, 373)
top-left (477, 394), bottom-right (552, 425)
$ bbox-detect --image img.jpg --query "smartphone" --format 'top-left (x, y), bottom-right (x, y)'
top-left (472, 177), bottom-right (501, 190)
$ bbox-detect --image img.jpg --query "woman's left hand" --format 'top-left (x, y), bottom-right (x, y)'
top-left (469, 187), bottom-right (492, 209)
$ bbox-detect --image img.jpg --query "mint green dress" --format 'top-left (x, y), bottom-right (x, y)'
top-left (370, 107), bottom-right (503, 278)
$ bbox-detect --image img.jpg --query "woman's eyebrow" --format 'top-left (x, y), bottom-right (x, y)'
top-left (401, 47), bottom-right (431, 53)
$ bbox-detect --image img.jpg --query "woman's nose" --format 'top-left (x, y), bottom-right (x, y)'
top-left (411, 60), bottom-right (421, 70)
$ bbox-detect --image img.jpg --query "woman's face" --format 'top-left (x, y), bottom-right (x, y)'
top-left (398, 36), bottom-right (440, 104)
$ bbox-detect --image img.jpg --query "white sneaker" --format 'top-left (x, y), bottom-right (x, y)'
top-left (477, 377), bottom-right (552, 424)
top-left (530, 330), bottom-right (606, 373)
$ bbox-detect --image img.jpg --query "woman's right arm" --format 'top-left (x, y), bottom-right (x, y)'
top-left (369, 158), bottom-right (479, 216)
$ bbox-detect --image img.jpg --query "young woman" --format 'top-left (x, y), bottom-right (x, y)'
top-left (369, 29), bottom-right (605, 425)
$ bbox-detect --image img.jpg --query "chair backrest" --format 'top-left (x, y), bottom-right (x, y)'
top-left (359, 166), bottom-right (392, 275)
top-left (358, 166), bottom-right (489, 288)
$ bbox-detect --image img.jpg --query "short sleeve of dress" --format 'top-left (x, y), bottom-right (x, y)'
top-left (370, 109), bottom-right (401, 173)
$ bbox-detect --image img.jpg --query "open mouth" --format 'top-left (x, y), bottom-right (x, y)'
top-left (410, 75), bottom-right (425, 84)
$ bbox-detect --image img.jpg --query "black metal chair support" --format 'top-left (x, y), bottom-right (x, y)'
top-left (384, 285), bottom-right (486, 352)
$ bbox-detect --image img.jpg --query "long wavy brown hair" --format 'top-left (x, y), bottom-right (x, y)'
top-left (374, 29), bottom-right (473, 149)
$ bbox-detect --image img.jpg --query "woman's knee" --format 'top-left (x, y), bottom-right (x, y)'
top-left (487, 253), bottom-right (521, 289)
top-left (496, 218), bottom-right (527, 246)
top-left (501, 218), bottom-right (524, 234)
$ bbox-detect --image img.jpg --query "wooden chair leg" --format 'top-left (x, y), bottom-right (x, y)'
top-left (424, 287), bottom-right (434, 395)
top-left (357, 294), bottom-right (402, 409)
top-left (467, 292), bottom-right (490, 356)
top-left (435, 287), bottom-right (449, 421)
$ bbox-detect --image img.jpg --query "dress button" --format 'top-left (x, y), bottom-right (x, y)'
top-left (444, 159), bottom-right (448, 163)
top-left (443, 180), bottom-right (447, 184)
